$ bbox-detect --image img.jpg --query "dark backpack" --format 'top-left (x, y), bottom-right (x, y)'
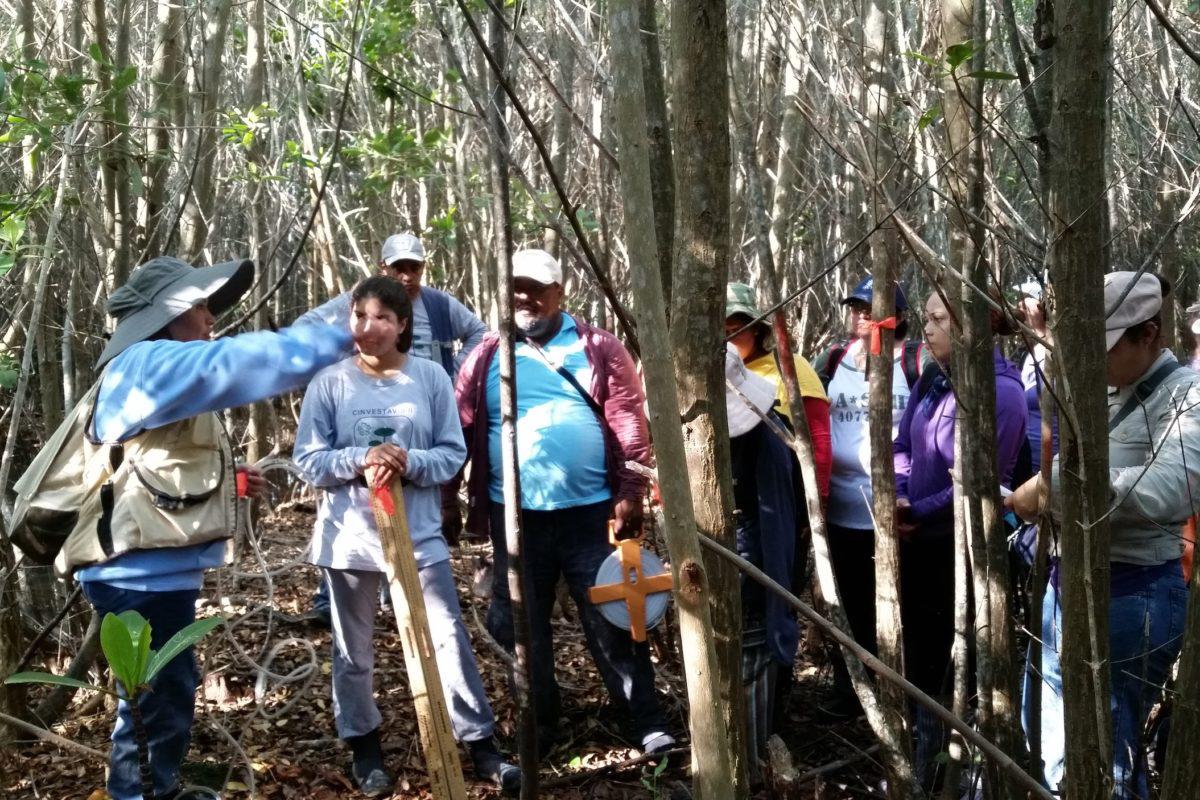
top-left (817, 339), bottom-right (924, 391)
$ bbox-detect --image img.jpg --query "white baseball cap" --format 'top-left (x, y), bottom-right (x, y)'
top-left (380, 232), bottom-right (426, 266)
top-left (1104, 271), bottom-right (1162, 352)
top-left (512, 248), bottom-right (563, 285)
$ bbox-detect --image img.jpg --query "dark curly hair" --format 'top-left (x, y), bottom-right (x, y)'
top-left (352, 275), bottom-right (414, 353)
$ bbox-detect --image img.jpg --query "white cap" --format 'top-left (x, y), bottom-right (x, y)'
top-left (1104, 271), bottom-right (1162, 351)
top-left (724, 344), bottom-right (777, 437)
top-left (512, 248), bottom-right (563, 285)
top-left (380, 232), bottom-right (426, 266)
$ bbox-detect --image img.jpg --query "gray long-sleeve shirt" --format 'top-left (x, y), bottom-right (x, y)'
top-left (294, 356), bottom-right (467, 571)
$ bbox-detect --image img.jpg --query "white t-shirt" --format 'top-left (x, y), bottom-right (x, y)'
top-left (826, 341), bottom-right (913, 529)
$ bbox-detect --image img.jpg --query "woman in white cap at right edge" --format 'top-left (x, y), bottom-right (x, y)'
top-left (1009, 271), bottom-right (1197, 798)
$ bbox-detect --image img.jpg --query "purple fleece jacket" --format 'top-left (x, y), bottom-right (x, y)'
top-left (894, 347), bottom-right (1028, 534)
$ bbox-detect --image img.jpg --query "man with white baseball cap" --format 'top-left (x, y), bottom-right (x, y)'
top-left (450, 248), bottom-right (675, 758)
top-left (1010, 270), bottom-right (1200, 797)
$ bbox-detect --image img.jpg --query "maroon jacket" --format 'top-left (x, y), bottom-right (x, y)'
top-left (451, 316), bottom-right (650, 538)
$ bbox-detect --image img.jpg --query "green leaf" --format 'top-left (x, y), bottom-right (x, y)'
top-left (4, 671), bottom-right (115, 695)
top-left (144, 616), bottom-right (223, 684)
top-left (112, 65), bottom-right (138, 93)
top-left (118, 610), bottom-right (153, 688)
top-left (966, 69), bottom-right (1018, 81)
top-left (904, 50), bottom-right (938, 66)
top-left (917, 104), bottom-right (942, 130)
top-left (945, 40), bottom-right (974, 70)
top-left (0, 216), bottom-right (25, 247)
top-left (567, 755), bottom-right (583, 768)
top-left (654, 755), bottom-right (669, 777)
top-left (87, 42), bottom-right (110, 67)
top-left (100, 611), bottom-right (139, 692)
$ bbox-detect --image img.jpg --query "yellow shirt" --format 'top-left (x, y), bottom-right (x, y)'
top-left (746, 352), bottom-right (828, 421)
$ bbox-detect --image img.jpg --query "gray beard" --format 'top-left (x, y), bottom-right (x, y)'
top-left (516, 312), bottom-right (555, 339)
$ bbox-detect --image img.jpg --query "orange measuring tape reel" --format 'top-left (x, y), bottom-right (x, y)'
top-left (588, 523), bottom-right (673, 642)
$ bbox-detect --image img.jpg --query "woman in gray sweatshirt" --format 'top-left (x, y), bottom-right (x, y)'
top-left (295, 276), bottom-right (519, 796)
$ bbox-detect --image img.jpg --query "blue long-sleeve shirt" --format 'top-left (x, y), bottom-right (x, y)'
top-left (77, 304), bottom-right (352, 590)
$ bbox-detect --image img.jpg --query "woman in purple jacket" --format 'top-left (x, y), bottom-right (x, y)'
top-left (893, 289), bottom-right (1028, 788)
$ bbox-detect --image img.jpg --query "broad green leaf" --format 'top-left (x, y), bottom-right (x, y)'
top-left (967, 69), bottom-right (1019, 81)
top-left (0, 253), bottom-right (13, 278)
top-left (144, 616), bottom-right (223, 684)
top-left (4, 671), bottom-right (116, 695)
top-left (117, 610), bottom-right (153, 687)
top-left (0, 216), bottom-right (24, 247)
top-left (100, 611), bottom-right (138, 692)
top-left (945, 40), bottom-right (974, 70)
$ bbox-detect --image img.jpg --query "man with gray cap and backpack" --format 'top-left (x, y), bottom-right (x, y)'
top-left (299, 231), bottom-right (487, 379)
top-left (11, 256), bottom-right (353, 800)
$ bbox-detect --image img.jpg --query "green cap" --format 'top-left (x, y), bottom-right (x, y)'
top-left (725, 282), bottom-right (760, 320)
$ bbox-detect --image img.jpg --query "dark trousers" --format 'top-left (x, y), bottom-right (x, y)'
top-left (486, 500), bottom-right (666, 737)
top-left (80, 582), bottom-right (200, 800)
top-left (899, 532), bottom-right (956, 697)
top-left (828, 525), bottom-right (878, 698)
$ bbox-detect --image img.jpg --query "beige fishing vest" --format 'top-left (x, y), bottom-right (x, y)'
top-left (11, 382), bottom-right (237, 577)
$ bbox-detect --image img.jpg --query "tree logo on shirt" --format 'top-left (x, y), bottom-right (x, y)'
top-left (353, 417), bottom-right (413, 448)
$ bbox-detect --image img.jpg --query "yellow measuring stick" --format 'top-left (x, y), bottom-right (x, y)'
top-left (369, 477), bottom-right (467, 800)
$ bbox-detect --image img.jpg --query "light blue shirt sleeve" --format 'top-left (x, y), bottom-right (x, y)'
top-left (94, 323), bottom-right (353, 442)
top-left (294, 291), bottom-right (353, 330)
top-left (450, 295), bottom-right (487, 370)
top-left (294, 370), bottom-right (370, 487)
top-left (404, 363), bottom-right (467, 488)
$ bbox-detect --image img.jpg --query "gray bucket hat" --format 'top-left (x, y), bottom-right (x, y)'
top-left (97, 256), bottom-right (254, 367)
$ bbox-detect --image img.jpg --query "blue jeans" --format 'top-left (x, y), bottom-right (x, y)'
top-left (1024, 565), bottom-right (1187, 798)
top-left (486, 501), bottom-right (667, 737)
top-left (81, 583), bottom-right (200, 800)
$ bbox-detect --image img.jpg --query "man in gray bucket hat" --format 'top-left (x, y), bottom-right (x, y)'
top-left (36, 255), bottom-right (351, 800)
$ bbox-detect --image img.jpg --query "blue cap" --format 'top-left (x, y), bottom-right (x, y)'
top-left (841, 276), bottom-right (908, 312)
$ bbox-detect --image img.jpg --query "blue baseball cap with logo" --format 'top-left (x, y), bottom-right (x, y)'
top-left (841, 276), bottom-right (908, 312)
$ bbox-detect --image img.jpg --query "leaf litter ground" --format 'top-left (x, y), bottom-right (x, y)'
top-left (2, 506), bottom-right (885, 798)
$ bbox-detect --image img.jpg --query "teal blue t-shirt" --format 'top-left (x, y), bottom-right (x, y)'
top-left (486, 314), bottom-right (612, 509)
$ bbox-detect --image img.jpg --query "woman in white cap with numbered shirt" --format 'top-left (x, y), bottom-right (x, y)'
top-left (1009, 270), bottom-right (1197, 799)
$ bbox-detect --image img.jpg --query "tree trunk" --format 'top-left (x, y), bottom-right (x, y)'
top-left (1045, 0), bottom-right (1115, 794)
top-left (1162, 555), bottom-right (1200, 796)
top-left (860, 3), bottom-right (914, 793)
top-left (669, 0), bottom-right (749, 793)
top-left (607, 5), bottom-right (737, 796)
top-left (941, 1), bottom-right (1028, 794)
top-left (638, 0), bottom-right (674, 311)
top-left (91, 0), bottom-right (134, 285)
top-left (144, 0), bottom-right (185, 257)
top-left (482, 7), bottom-right (538, 796)
top-left (179, 0), bottom-right (234, 260)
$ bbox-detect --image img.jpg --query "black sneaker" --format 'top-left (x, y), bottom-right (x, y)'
top-left (467, 736), bottom-right (521, 795)
top-left (345, 729), bottom-right (394, 797)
